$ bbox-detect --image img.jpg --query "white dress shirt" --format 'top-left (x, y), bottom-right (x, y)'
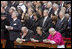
top-left (42, 16), bottom-right (48, 26)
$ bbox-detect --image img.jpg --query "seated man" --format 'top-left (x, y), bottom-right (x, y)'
top-left (31, 27), bottom-right (47, 42)
top-left (16, 27), bottom-right (34, 43)
top-left (43, 28), bottom-right (65, 48)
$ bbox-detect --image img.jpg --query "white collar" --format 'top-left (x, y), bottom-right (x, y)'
top-left (4, 6), bottom-right (7, 9)
top-left (61, 17), bottom-right (64, 21)
top-left (13, 18), bottom-right (17, 21)
top-left (44, 16), bottom-right (48, 19)
top-left (49, 7), bottom-right (52, 12)
top-left (30, 15), bottom-right (33, 18)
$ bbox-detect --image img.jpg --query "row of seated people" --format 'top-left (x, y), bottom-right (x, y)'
top-left (16, 27), bottom-right (65, 48)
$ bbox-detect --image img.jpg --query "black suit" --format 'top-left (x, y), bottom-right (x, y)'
top-left (48, 8), bottom-right (53, 17)
top-left (55, 17), bottom-right (68, 37)
top-left (9, 18), bottom-right (22, 48)
top-left (51, 8), bottom-right (60, 18)
top-left (24, 18), bottom-right (35, 32)
top-left (39, 17), bottom-right (53, 35)
top-left (21, 30), bottom-right (34, 42)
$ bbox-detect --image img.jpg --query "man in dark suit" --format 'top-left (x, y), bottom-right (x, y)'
top-left (19, 27), bottom-right (34, 42)
top-left (7, 11), bottom-right (22, 48)
top-left (26, 9), bottom-right (35, 31)
top-left (51, 3), bottom-right (60, 18)
top-left (65, 14), bottom-right (71, 38)
top-left (1, 1), bottom-right (10, 16)
top-left (46, 1), bottom-right (53, 17)
top-left (16, 27), bottom-right (34, 48)
top-left (55, 11), bottom-right (68, 37)
top-left (39, 9), bottom-right (53, 35)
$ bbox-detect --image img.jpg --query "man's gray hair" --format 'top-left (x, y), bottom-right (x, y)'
top-left (13, 11), bottom-right (18, 16)
top-left (47, 1), bottom-right (52, 7)
top-left (65, 13), bottom-right (70, 17)
top-left (53, 3), bottom-right (58, 8)
top-left (21, 27), bottom-right (28, 31)
top-left (59, 11), bottom-right (65, 16)
top-left (44, 9), bottom-right (49, 13)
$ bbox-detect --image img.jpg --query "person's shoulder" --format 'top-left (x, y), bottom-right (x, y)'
top-left (56, 31), bottom-right (62, 36)
top-left (16, 19), bottom-right (21, 21)
top-left (28, 29), bottom-right (33, 33)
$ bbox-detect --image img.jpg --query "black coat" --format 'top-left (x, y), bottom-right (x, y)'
top-left (1, 18), bottom-right (10, 39)
top-left (21, 30), bottom-right (34, 42)
top-left (24, 18), bottom-right (35, 32)
top-left (39, 17), bottom-right (53, 34)
top-left (55, 17), bottom-right (68, 37)
top-left (9, 18), bottom-right (22, 41)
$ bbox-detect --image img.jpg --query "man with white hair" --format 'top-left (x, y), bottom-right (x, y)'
top-left (7, 11), bottom-right (22, 48)
top-left (52, 3), bottom-right (60, 17)
top-left (47, 1), bottom-right (53, 17)
top-left (43, 28), bottom-right (65, 48)
top-left (65, 13), bottom-right (71, 38)
top-left (55, 11), bottom-right (68, 37)
top-left (1, 1), bottom-right (10, 14)
top-left (17, 27), bottom-right (34, 42)
top-left (39, 9), bottom-right (53, 35)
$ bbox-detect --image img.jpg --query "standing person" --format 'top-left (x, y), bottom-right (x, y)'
top-left (39, 9), bottom-right (53, 35)
top-left (1, 13), bottom-right (10, 48)
top-left (7, 11), bottom-right (22, 48)
top-left (55, 11), bottom-right (68, 37)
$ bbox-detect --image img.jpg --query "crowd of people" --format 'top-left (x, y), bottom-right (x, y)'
top-left (1, 1), bottom-right (71, 48)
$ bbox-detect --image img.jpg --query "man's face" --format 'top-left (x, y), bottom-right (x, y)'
top-left (59, 12), bottom-right (63, 19)
top-left (43, 11), bottom-right (48, 17)
top-left (9, 9), bottom-right (13, 14)
top-left (11, 12), bottom-right (16, 18)
top-left (1, 1), bottom-right (7, 7)
top-left (47, 4), bottom-right (50, 8)
top-left (53, 6), bottom-right (57, 11)
top-left (28, 10), bottom-right (32, 16)
top-left (22, 29), bottom-right (27, 34)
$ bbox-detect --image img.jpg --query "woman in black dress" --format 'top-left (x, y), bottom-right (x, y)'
top-left (1, 13), bottom-right (10, 48)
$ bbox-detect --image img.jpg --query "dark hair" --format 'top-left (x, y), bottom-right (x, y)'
top-left (51, 14), bottom-right (58, 22)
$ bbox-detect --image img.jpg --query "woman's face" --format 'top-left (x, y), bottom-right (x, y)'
top-left (36, 29), bottom-right (41, 35)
